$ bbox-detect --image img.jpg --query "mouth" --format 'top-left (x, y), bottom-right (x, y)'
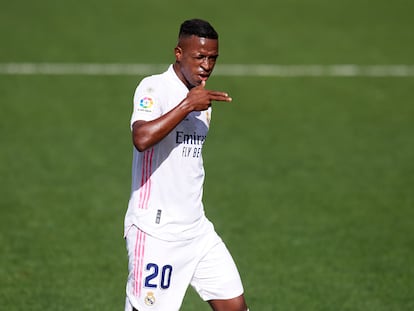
top-left (198, 73), bottom-right (210, 81)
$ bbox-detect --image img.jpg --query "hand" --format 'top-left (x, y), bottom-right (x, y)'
top-left (184, 80), bottom-right (232, 112)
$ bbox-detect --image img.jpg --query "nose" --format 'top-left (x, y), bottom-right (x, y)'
top-left (201, 57), bottom-right (214, 71)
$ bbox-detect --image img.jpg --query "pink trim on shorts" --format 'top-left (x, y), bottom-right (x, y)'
top-left (133, 228), bottom-right (147, 297)
top-left (138, 148), bottom-right (154, 210)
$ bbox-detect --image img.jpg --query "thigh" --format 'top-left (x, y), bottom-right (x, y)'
top-left (208, 295), bottom-right (248, 311)
top-left (191, 235), bottom-right (244, 301)
top-left (125, 226), bottom-right (197, 311)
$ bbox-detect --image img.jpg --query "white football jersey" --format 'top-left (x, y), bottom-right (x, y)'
top-left (124, 65), bottom-right (214, 241)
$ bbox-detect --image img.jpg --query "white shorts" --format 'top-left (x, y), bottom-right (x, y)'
top-left (124, 225), bottom-right (244, 311)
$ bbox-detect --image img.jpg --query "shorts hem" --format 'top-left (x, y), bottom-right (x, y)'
top-left (199, 289), bottom-right (244, 302)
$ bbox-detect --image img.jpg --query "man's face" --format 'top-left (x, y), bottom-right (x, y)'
top-left (174, 35), bottom-right (219, 89)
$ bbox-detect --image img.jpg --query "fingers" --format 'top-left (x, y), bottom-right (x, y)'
top-left (193, 80), bottom-right (230, 99)
top-left (209, 91), bottom-right (232, 102)
top-left (200, 87), bottom-right (232, 102)
top-left (187, 85), bottom-right (232, 110)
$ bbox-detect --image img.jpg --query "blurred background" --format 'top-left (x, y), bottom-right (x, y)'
top-left (1, 0), bottom-right (413, 310)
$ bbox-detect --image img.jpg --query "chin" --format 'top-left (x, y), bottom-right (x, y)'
top-left (189, 81), bottom-right (201, 88)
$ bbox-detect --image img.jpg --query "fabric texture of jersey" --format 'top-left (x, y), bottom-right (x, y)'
top-left (124, 65), bottom-right (213, 241)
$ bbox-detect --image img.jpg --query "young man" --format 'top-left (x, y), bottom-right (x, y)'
top-left (124, 19), bottom-right (249, 311)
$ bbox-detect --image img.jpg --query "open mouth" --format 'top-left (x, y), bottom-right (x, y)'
top-left (199, 74), bottom-right (210, 81)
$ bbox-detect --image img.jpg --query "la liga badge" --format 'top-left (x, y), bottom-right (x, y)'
top-left (138, 96), bottom-right (155, 112)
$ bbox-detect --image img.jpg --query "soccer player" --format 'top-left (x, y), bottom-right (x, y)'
top-left (124, 19), bottom-right (249, 311)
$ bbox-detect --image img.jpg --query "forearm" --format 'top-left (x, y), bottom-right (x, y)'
top-left (132, 100), bottom-right (191, 152)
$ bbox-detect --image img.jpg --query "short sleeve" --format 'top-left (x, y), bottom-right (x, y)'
top-left (130, 77), bottom-right (163, 129)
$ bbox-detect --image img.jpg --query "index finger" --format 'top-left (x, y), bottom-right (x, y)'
top-left (208, 91), bottom-right (232, 102)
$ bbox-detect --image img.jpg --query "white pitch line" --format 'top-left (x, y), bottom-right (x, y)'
top-left (1, 63), bottom-right (414, 77)
top-left (216, 64), bottom-right (414, 77)
top-left (0, 63), bottom-right (168, 76)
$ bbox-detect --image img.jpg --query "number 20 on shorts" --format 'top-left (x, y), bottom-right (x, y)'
top-left (144, 263), bottom-right (173, 289)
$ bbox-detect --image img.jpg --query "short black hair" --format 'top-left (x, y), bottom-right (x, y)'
top-left (178, 19), bottom-right (218, 39)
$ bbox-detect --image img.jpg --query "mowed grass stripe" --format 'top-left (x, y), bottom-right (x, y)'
top-left (1, 63), bottom-right (414, 77)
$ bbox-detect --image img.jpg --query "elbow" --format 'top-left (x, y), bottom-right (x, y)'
top-left (133, 142), bottom-right (145, 152)
top-left (135, 144), bottom-right (149, 153)
top-left (133, 135), bottom-right (152, 152)
top-left (132, 121), bottom-right (153, 152)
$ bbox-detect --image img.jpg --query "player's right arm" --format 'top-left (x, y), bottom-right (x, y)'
top-left (132, 81), bottom-right (232, 152)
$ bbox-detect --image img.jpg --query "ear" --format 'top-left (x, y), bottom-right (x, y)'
top-left (174, 46), bottom-right (182, 62)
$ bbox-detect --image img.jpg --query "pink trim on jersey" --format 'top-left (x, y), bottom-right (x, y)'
top-left (133, 228), bottom-right (146, 297)
top-left (138, 148), bottom-right (154, 210)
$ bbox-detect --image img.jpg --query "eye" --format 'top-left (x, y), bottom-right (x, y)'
top-left (194, 55), bottom-right (218, 62)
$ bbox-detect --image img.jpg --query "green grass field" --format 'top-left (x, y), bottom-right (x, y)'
top-left (1, 0), bottom-right (414, 310)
